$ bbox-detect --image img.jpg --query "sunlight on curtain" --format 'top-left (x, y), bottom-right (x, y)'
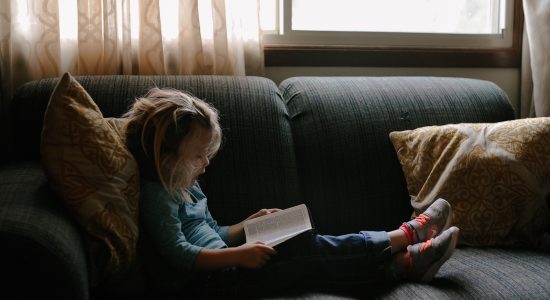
top-left (1, 0), bottom-right (263, 100)
top-left (58, 0), bottom-right (77, 72)
top-left (159, 0), bottom-right (179, 42)
top-left (0, 0), bottom-right (263, 155)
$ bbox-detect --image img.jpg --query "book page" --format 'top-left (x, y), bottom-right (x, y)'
top-left (243, 204), bottom-right (312, 247)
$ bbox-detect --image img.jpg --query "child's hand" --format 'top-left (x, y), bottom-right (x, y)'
top-left (245, 208), bottom-right (282, 221)
top-left (235, 242), bottom-right (277, 269)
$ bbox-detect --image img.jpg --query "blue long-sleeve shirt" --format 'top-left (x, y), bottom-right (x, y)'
top-left (140, 180), bottom-right (229, 272)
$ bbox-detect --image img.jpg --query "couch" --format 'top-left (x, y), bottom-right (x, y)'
top-left (1, 75), bottom-right (549, 299)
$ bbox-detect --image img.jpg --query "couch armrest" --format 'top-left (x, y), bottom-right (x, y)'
top-left (0, 161), bottom-right (89, 300)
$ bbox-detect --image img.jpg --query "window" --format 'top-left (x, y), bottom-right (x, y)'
top-left (260, 0), bottom-right (522, 67)
top-left (291, 0), bottom-right (504, 34)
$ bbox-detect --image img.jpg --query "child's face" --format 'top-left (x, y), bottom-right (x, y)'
top-left (177, 126), bottom-right (213, 182)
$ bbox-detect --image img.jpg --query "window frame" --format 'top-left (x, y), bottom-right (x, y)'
top-left (263, 0), bottom-right (523, 68)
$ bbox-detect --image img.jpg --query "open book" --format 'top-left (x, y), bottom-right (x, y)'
top-left (243, 204), bottom-right (314, 247)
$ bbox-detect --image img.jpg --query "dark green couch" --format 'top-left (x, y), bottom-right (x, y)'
top-left (1, 75), bottom-right (549, 299)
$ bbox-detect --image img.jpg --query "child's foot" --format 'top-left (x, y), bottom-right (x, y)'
top-left (401, 198), bottom-right (452, 244)
top-left (406, 226), bottom-right (460, 282)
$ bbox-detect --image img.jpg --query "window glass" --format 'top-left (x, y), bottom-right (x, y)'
top-left (291, 0), bottom-right (503, 34)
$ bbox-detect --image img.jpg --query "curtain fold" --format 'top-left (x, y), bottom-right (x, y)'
top-left (0, 0), bottom-right (264, 156)
top-left (0, 0), bottom-right (264, 98)
top-left (521, 0), bottom-right (550, 117)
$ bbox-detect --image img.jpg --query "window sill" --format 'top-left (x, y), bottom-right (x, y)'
top-left (264, 45), bottom-right (521, 68)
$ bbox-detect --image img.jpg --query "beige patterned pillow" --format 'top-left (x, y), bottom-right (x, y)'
top-left (390, 118), bottom-right (550, 248)
top-left (41, 73), bottom-right (139, 284)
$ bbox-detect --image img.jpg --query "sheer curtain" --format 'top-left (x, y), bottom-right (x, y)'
top-left (0, 0), bottom-right (263, 148)
top-left (521, 0), bottom-right (550, 117)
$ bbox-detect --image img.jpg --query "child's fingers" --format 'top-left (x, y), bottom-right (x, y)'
top-left (246, 208), bottom-right (283, 221)
top-left (260, 208), bottom-right (281, 215)
top-left (265, 247), bottom-right (277, 256)
top-left (260, 245), bottom-right (278, 256)
top-left (253, 241), bottom-right (277, 255)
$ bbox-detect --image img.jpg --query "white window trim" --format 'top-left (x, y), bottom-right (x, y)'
top-left (264, 0), bottom-right (516, 50)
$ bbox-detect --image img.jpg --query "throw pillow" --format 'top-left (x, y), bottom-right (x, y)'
top-left (389, 118), bottom-right (550, 248)
top-left (41, 72), bottom-right (139, 284)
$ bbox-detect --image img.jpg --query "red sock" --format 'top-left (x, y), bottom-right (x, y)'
top-left (400, 223), bottom-right (414, 245)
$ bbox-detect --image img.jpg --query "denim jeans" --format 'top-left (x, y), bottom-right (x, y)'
top-left (198, 230), bottom-right (393, 297)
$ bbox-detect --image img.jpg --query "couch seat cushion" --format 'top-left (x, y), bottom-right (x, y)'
top-left (372, 247), bottom-right (550, 299)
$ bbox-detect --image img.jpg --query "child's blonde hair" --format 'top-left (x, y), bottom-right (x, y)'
top-left (124, 88), bottom-right (221, 196)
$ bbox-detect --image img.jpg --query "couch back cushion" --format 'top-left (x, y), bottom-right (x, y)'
top-left (280, 77), bottom-right (515, 234)
top-left (11, 75), bottom-right (301, 225)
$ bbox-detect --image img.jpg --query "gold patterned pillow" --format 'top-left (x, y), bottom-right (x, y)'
top-left (41, 73), bottom-right (139, 284)
top-left (390, 118), bottom-right (550, 248)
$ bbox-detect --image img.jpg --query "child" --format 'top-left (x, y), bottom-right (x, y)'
top-left (124, 88), bottom-right (460, 297)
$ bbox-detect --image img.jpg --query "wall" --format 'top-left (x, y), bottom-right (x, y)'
top-left (265, 67), bottom-right (520, 117)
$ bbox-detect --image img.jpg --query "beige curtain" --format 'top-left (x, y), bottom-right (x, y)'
top-left (0, 0), bottom-right (263, 155)
top-left (1, 0), bottom-right (263, 94)
top-left (521, 0), bottom-right (550, 117)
